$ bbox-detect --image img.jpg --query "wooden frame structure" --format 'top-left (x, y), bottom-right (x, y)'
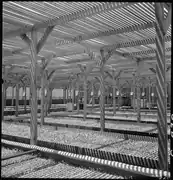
top-left (2, 2), bottom-right (171, 171)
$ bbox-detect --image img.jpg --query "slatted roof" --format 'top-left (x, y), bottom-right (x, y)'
top-left (2, 2), bottom-right (171, 88)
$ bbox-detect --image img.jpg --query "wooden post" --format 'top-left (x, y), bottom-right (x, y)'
top-left (130, 84), bottom-right (133, 108)
top-left (63, 87), bottom-right (66, 104)
top-left (72, 84), bottom-right (75, 111)
top-left (66, 87), bottom-right (68, 103)
top-left (83, 76), bottom-right (87, 121)
top-left (91, 81), bottom-right (94, 111)
top-left (23, 30), bottom-right (38, 145)
top-left (99, 69), bottom-right (105, 132)
top-left (112, 70), bottom-right (116, 115)
top-left (117, 78), bottom-right (121, 110)
top-left (136, 65), bottom-right (141, 122)
top-left (155, 3), bottom-right (170, 171)
top-left (15, 83), bottom-right (19, 117)
top-left (77, 84), bottom-right (80, 113)
top-left (2, 81), bottom-right (5, 121)
top-left (5, 86), bottom-right (7, 109)
top-left (12, 86), bottom-right (14, 107)
top-left (45, 86), bottom-right (49, 116)
top-left (148, 77), bottom-right (151, 111)
top-left (24, 85), bottom-right (27, 113)
top-left (132, 73), bottom-right (136, 112)
top-left (41, 67), bottom-right (45, 126)
top-left (48, 88), bottom-right (53, 113)
top-left (4, 85), bottom-right (7, 109)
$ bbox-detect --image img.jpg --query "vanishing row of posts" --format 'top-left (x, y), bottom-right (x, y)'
top-left (2, 3), bottom-right (170, 172)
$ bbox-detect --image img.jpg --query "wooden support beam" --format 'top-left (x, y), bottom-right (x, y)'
top-left (21, 31), bottom-right (38, 145)
top-left (77, 84), bottom-right (80, 113)
top-left (41, 59), bottom-right (46, 126)
top-left (132, 73), bottom-right (136, 112)
top-left (124, 47), bottom-right (171, 58)
top-left (91, 81), bottom-right (95, 111)
top-left (71, 81), bottom-right (75, 111)
top-left (155, 2), bottom-right (169, 171)
top-left (2, 80), bottom-right (6, 121)
top-left (136, 62), bottom-right (141, 122)
top-left (24, 85), bottom-right (27, 113)
top-left (102, 35), bottom-right (171, 52)
top-left (37, 26), bottom-right (55, 53)
top-left (42, 54), bottom-right (56, 70)
top-left (98, 68), bottom-right (105, 131)
top-left (4, 85), bottom-right (8, 109)
top-left (48, 88), bottom-right (53, 114)
top-left (63, 87), bottom-right (66, 104)
top-left (148, 77), bottom-right (152, 111)
top-left (83, 75), bottom-right (87, 121)
top-left (117, 78), bottom-right (121, 110)
top-left (112, 70), bottom-right (116, 116)
top-left (55, 21), bottom-right (155, 47)
top-left (15, 83), bottom-right (19, 117)
top-left (12, 86), bottom-right (15, 108)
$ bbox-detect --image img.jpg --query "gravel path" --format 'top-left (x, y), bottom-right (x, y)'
top-left (2, 122), bottom-right (170, 162)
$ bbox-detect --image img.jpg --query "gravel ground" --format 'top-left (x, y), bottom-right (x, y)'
top-left (20, 161), bottom-right (123, 179)
top-left (1, 147), bottom-right (21, 158)
top-left (2, 122), bottom-right (170, 162)
top-left (1, 147), bottom-right (123, 179)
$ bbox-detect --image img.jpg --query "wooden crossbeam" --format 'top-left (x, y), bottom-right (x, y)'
top-left (123, 47), bottom-right (171, 57)
top-left (3, 2), bottom-right (133, 39)
top-left (141, 55), bottom-right (171, 62)
top-left (55, 21), bottom-right (155, 47)
top-left (102, 35), bottom-right (171, 51)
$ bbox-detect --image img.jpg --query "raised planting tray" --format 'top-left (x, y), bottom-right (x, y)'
top-left (3, 140), bottom-right (164, 179)
top-left (3, 117), bottom-right (170, 142)
top-left (50, 112), bottom-right (170, 125)
top-left (2, 122), bottom-right (171, 170)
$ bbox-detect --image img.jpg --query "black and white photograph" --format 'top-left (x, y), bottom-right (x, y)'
top-left (2, 2), bottom-right (172, 179)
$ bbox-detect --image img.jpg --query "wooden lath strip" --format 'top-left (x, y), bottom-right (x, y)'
top-left (3, 2), bottom-right (133, 39)
top-left (55, 21), bottom-right (155, 46)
